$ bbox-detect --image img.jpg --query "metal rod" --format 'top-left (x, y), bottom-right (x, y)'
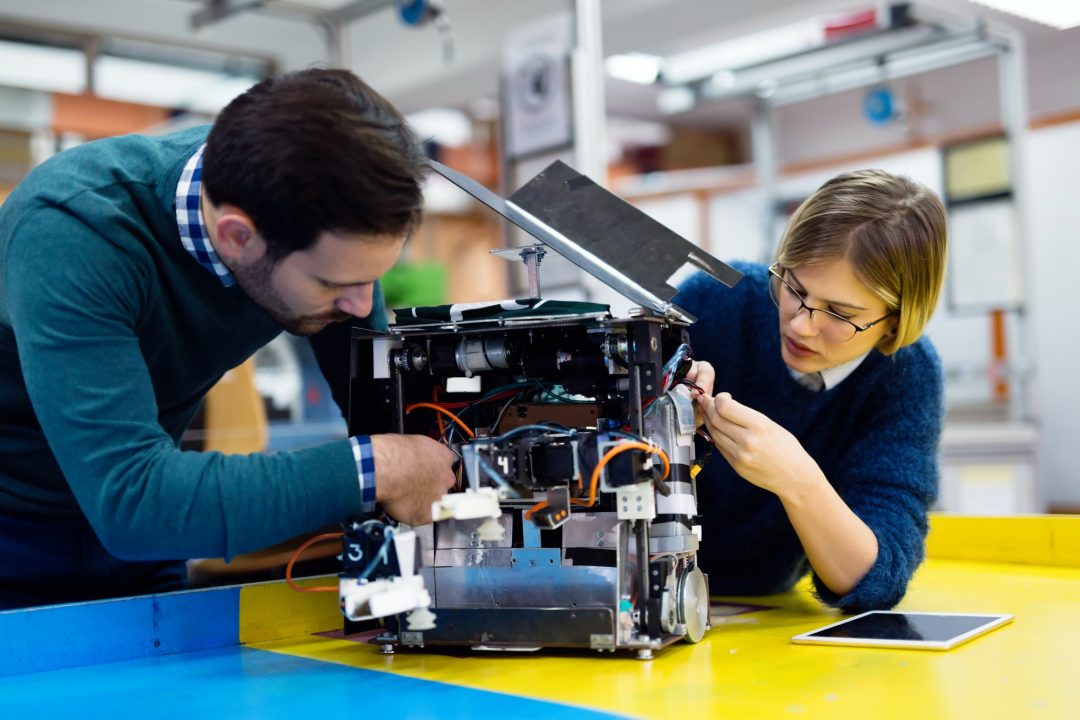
top-left (995, 28), bottom-right (1033, 426)
top-left (751, 97), bottom-right (776, 263)
top-left (570, 0), bottom-right (606, 183)
top-left (521, 246), bottom-right (546, 298)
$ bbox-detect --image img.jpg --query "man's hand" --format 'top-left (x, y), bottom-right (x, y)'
top-left (370, 434), bottom-right (457, 525)
top-left (694, 392), bottom-right (825, 500)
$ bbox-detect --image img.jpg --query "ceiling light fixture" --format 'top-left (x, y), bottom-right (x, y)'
top-left (0, 40), bottom-right (86, 95)
top-left (969, 0), bottom-right (1080, 29)
top-left (605, 53), bottom-right (662, 85)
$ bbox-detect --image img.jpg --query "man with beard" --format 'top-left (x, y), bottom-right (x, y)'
top-left (0, 69), bottom-right (456, 609)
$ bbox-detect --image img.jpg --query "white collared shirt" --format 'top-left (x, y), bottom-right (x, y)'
top-left (790, 351), bottom-right (870, 391)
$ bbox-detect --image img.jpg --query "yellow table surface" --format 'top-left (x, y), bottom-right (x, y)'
top-left (251, 516), bottom-right (1080, 719)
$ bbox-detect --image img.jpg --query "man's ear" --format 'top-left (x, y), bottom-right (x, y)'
top-left (213, 205), bottom-right (266, 265)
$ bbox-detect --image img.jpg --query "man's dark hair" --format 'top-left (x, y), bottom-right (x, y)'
top-left (202, 68), bottom-right (426, 261)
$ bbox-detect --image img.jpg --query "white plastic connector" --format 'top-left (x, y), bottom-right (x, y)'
top-left (406, 606), bottom-right (438, 631)
top-left (431, 486), bottom-right (501, 522)
top-left (476, 515), bottom-right (506, 542)
top-left (340, 574), bottom-right (432, 622)
top-left (393, 528), bottom-right (418, 577)
top-left (616, 482), bottom-right (656, 520)
top-left (446, 376), bottom-right (483, 393)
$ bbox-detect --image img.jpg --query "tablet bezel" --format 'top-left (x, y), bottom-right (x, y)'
top-left (791, 611), bottom-right (1014, 650)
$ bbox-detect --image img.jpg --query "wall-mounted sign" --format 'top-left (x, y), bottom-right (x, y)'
top-left (502, 12), bottom-right (573, 159)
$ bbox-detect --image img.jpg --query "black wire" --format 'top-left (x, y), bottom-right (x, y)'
top-left (677, 378), bottom-right (706, 395)
top-left (490, 389), bottom-right (527, 435)
top-left (458, 382), bottom-right (536, 417)
top-left (437, 382), bottom-right (536, 444)
top-left (492, 423), bottom-right (571, 443)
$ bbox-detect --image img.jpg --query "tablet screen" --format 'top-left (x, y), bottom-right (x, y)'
top-left (793, 611), bottom-right (1013, 649)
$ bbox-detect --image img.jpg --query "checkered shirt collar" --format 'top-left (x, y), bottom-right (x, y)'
top-left (175, 144), bottom-right (236, 287)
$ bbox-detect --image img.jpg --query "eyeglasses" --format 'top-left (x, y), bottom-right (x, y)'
top-left (768, 263), bottom-right (894, 343)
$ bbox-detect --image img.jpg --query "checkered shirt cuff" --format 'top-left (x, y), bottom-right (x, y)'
top-left (349, 435), bottom-right (378, 514)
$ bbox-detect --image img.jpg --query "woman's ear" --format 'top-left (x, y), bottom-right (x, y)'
top-left (873, 316), bottom-right (900, 352)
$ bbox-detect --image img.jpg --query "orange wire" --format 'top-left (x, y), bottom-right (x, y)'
top-left (582, 442), bottom-right (670, 507)
top-left (431, 387), bottom-right (446, 437)
top-left (524, 500), bottom-right (549, 520)
top-left (525, 444), bottom-right (669, 519)
top-left (405, 402), bottom-right (476, 439)
top-left (529, 473), bottom-right (588, 521)
top-left (286, 531), bottom-right (344, 593)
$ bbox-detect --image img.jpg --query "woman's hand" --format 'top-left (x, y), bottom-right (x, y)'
top-left (695, 391), bottom-right (824, 499)
top-left (694, 390), bottom-right (880, 596)
top-left (685, 361), bottom-right (715, 427)
top-left (685, 360), bottom-right (716, 396)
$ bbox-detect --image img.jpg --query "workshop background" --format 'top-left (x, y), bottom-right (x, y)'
top-left (0, 0), bottom-right (1076, 524)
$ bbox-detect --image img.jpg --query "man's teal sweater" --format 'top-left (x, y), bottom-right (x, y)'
top-left (0, 127), bottom-right (381, 565)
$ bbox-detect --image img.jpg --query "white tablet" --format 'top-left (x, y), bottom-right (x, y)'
top-left (792, 611), bottom-right (1013, 650)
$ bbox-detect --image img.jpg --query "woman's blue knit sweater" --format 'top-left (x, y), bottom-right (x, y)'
top-left (677, 262), bottom-right (944, 612)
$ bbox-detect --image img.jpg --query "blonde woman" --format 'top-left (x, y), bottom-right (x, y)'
top-left (680, 169), bottom-right (948, 612)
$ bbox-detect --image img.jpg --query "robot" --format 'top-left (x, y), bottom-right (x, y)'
top-left (338, 158), bottom-right (741, 658)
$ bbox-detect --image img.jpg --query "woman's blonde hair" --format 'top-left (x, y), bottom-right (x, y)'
top-left (776, 169), bottom-right (947, 355)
